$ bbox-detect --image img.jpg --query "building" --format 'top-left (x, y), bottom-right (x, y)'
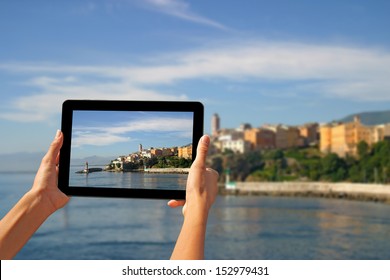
top-left (262, 124), bottom-right (302, 149)
top-left (140, 150), bottom-right (152, 159)
top-left (150, 148), bottom-right (162, 157)
top-left (244, 128), bottom-right (275, 150)
top-left (319, 116), bottom-right (390, 157)
top-left (211, 113), bottom-right (220, 137)
top-left (215, 132), bottom-right (251, 154)
top-left (370, 123), bottom-right (390, 143)
top-left (161, 147), bottom-right (176, 157)
top-left (319, 124), bottom-right (332, 153)
top-left (287, 126), bottom-right (301, 148)
top-left (221, 138), bottom-right (251, 154)
top-left (237, 123), bottom-right (252, 132)
top-left (299, 123), bottom-right (319, 146)
top-left (178, 144), bottom-right (192, 159)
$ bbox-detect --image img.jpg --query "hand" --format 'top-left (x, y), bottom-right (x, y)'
top-left (168, 135), bottom-right (219, 221)
top-left (169, 135), bottom-right (218, 259)
top-left (0, 130), bottom-right (70, 259)
top-left (30, 130), bottom-right (70, 212)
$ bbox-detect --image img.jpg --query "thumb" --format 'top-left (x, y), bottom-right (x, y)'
top-left (44, 130), bottom-right (63, 164)
top-left (192, 135), bottom-right (210, 169)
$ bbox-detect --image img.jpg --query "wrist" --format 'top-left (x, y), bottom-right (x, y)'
top-left (183, 205), bottom-right (209, 226)
top-left (26, 189), bottom-right (57, 216)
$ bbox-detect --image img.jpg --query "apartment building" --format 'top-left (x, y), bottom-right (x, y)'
top-left (221, 138), bottom-right (251, 154)
top-left (244, 128), bottom-right (275, 150)
top-left (320, 116), bottom-right (390, 157)
top-left (178, 144), bottom-right (192, 159)
top-left (299, 123), bottom-right (319, 145)
top-left (261, 124), bottom-right (305, 149)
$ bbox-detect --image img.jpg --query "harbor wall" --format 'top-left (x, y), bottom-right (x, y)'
top-left (143, 168), bottom-right (190, 174)
top-left (222, 182), bottom-right (390, 204)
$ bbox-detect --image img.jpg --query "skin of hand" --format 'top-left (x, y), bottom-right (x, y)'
top-left (30, 130), bottom-right (70, 212)
top-left (168, 135), bottom-right (219, 259)
top-left (0, 130), bottom-right (69, 259)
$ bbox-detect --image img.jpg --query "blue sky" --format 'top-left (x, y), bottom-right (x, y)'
top-left (1, 0), bottom-right (390, 156)
top-left (71, 110), bottom-right (193, 158)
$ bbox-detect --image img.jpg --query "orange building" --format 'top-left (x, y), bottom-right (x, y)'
top-left (320, 116), bottom-right (376, 157)
top-left (178, 145), bottom-right (192, 159)
top-left (299, 123), bottom-right (319, 145)
top-left (150, 148), bottom-right (162, 157)
top-left (262, 124), bottom-right (303, 149)
top-left (287, 127), bottom-right (301, 148)
top-left (319, 125), bottom-right (332, 153)
top-left (244, 128), bottom-right (275, 150)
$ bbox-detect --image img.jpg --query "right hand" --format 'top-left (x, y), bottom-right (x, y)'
top-left (168, 135), bottom-right (219, 221)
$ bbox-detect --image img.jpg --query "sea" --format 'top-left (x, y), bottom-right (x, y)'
top-left (69, 165), bottom-right (187, 190)
top-left (1, 171), bottom-right (390, 260)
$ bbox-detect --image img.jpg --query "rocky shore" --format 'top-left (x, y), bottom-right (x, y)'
top-left (220, 182), bottom-right (390, 204)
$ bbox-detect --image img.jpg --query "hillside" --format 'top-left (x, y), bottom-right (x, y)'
top-left (338, 110), bottom-right (390, 125)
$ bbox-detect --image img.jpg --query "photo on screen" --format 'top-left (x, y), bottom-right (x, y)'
top-left (68, 110), bottom-right (194, 191)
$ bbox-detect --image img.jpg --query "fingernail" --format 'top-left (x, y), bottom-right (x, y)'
top-left (201, 135), bottom-right (210, 146)
top-left (55, 130), bottom-right (61, 139)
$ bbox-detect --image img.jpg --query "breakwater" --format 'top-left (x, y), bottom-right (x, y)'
top-left (143, 168), bottom-right (190, 174)
top-left (221, 182), bottom-right (390, 204)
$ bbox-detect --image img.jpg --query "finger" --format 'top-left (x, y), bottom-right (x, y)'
top-left (192, 135), bottom-right (210, 169)
top-left (43, 130), bottom-right (63, 164)
top-left (206, 167), bottom-right (219, 178)
top-left (167, 200), bottom-right (186, 208)
top-left (56, 151), bottom-right (60, 166)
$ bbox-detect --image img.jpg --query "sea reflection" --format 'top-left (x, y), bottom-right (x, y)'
top-left (3, 173), bottom-right (390, 260)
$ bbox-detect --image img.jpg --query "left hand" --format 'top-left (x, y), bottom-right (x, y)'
top-left (31, 130), bottom-right (70, 212)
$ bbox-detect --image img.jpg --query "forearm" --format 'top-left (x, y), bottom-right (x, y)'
top-left (171, 212), bottom-right (208, 260)
top-left (0, 190), bottom-right (54, 259)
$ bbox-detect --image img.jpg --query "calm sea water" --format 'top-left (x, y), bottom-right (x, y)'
top-left (1, 171), bottom-right (390, 260)
top-left (69, 166), bottom-right (187, 190)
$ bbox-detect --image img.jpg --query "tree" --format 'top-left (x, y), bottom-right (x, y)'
top-left (210, 156), bottom-right (224, 175)
top-left (357, 140), bottom-right (369, 159)
top-left (178, 157), bottom-right (192, 168)
top-left (302, 159), bottom-right (321, 181)
top-left (321, 153), bottom-right (347, 182)
top-left (144, 157), bottom-right (158, 168)
top-left (156, 156), bottom-right (167, 168)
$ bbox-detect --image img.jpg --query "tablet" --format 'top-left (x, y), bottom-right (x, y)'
top-left (58, 100), bottom-right (204, 199)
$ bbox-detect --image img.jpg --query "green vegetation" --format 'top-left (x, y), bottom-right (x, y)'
top-left (106, 155), bottom-right (192, 171)
top-left (210, 140), bottom-right (390, 183)
top-left (148, 156), bottom-right (192, 169)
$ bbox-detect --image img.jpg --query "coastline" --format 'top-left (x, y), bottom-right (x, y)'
top-left (220, 182), bottom-right (390, 204)
top-left (104, 167), bottom-right (190, 174)
top-left (143, 168), bottom-right (190, 174)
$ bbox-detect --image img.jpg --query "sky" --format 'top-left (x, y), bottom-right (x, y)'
top-left (1, 0), bottom-right (390, 159)
top-left (71, 110), bottom-right (193, 159)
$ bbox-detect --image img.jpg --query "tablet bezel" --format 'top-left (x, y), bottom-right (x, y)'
top-left (58, 100), bottom-right (204, 199)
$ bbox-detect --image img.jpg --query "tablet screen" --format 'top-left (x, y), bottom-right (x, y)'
top-left (69, 110), bottom-right (193, 191)
top-left (58, 100), bottom-right (203, 199)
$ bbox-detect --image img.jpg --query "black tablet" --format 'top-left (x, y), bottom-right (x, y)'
top-left (58, 100), bottom-right (204, 199)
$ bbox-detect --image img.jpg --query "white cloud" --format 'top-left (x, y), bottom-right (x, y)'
top-left (143, 42), bottom-right (390, 83)
top-left (72, 132), bottom-right (129, 147)
top-left (1, 40), bottom-right (390, 122)
top-left (0, 74), bottom-right (188, 122)
top-left (72, 117), bottom-right (193, 148)
top-left (140, 0), bottom-right (228, 30)
top-left (112, 117), bottom-right (193, 133)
